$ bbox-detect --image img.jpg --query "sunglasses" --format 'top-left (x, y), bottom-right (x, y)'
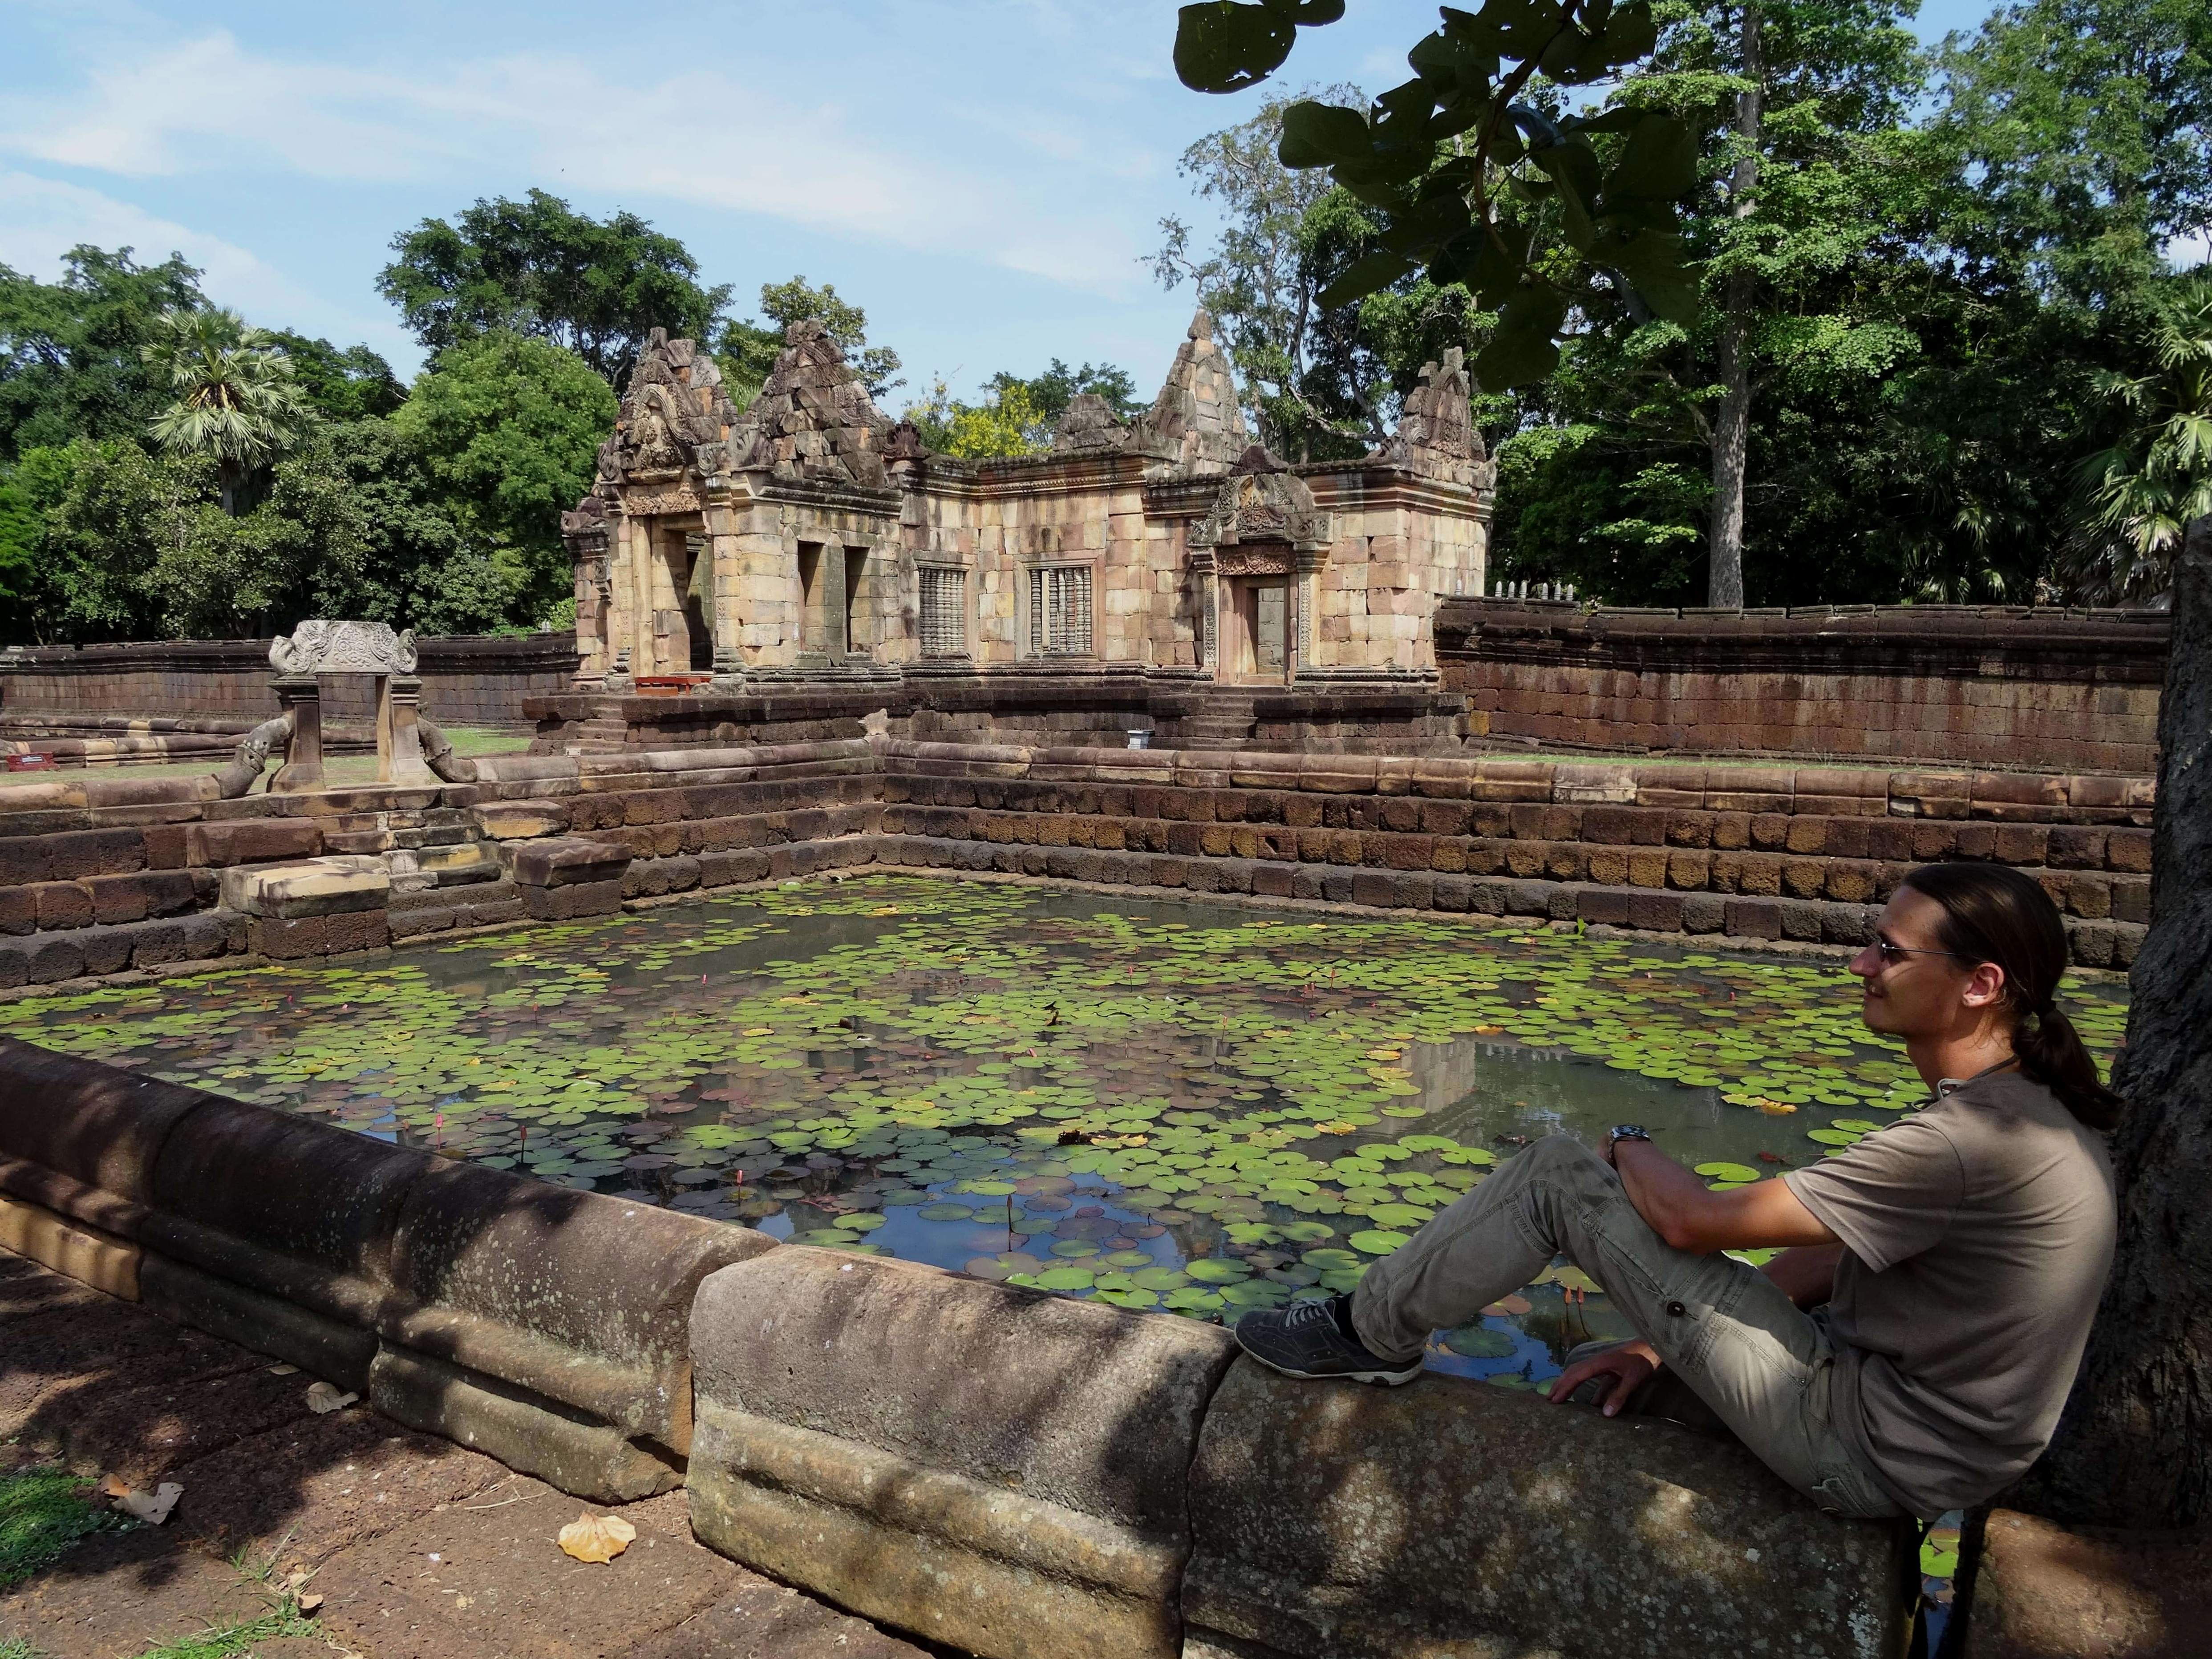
top-left (1871, 938), bottom-right (1971, 966)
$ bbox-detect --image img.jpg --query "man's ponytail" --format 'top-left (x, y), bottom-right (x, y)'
top-left (1900, 862), bottom-right (2126, 1132)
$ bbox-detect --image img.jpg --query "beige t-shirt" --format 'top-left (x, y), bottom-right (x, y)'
top-left (1783, 1071), bottom-right (2115, 1517)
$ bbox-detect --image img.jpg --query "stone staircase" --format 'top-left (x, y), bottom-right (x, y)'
top-left (1175, 692), bottom-right (1257, 749)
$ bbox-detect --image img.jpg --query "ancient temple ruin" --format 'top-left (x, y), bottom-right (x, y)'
top-left (562, 312), bottom-right (1491, 696)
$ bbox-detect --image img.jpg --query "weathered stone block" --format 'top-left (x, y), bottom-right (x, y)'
top-left (375, 1158), bottom-right (771, 1500)
top-left (221, 855), bottom-right (390, 918)
top-left (518, 878), bottom-right (626, 919)
top-left (184, 819), bottom-right (320, 868)
top-left (1965, 1508), bottom-right (2207, 1659)
top-left (1183, 1360), bottom-right (1906, 1659)
top-left (32, 880), bottom-right (92, 931)
top-left (688, 1250), bottom-right (1237, 1659)
top-left (504, 836), bottom-right (633, 888)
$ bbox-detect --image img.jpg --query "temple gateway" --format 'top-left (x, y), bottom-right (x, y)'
top-left (562, 312), bottom-right (1491, 702)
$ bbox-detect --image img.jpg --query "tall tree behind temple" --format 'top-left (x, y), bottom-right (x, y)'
top-left (378, 190), bottom-right (733, 390)
top-left (141, 308), bottom-right (316, 516)
top-left (0, 247), bottom-right (206, 462)
top-left (717, 277), bottom-right (906, 406)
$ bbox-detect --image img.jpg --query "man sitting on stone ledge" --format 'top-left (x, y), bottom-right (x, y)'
top-left (1235, 863), bottom-right (2120, 1521)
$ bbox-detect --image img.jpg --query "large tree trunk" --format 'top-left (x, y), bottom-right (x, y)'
top-left (2011, 514), bottom-right (2212, 1527)
top-left (1707, 1), bottom-right (1763, 611)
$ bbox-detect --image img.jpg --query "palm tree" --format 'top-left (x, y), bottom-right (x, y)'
top-left (142, 308), bottom-right (314, 515)
top-left (2063, 276), bottom-right (2212, 607)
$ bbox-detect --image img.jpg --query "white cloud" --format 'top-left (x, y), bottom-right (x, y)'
top-left (0, 170), bottom-right (398, 351)
top-left (0, 30), bottom-right (1159, 297)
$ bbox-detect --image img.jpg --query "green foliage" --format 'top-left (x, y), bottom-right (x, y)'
top-left (142, 308), bottom-right (316, 511)
top-left (901, 361), bottom-right (1139, 457)
top-left (1936, 0), bottom-right (2211, 305)
top-left (391, 331), bottom-right (617, 627)
top-left (721, 276), bottom-right (905, 403)
top-left (1173, 0), bottom-right (1700, 388)
top-left (378, 188), bottom-right (732, 387)
top-left (1, 1465), bottom-right (129, 1589)
top-left (0, 246), bottom-right (205, 461)
top-left (2066, 275), bottom-right (2212, 601)
top-left (268, 331), bottom-right (404, 421)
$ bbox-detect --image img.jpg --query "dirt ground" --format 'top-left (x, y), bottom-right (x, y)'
top-left (0, 1249), bottom-right (937, 1659)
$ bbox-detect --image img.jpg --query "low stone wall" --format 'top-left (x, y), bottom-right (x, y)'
top-left (0, 633), bottom-right (581, 731)
top-left (523, 670), bottom-right (1471, 756)
top-left (0, 736), bottom-right (2157, 994)
top-left (1437, 598), bottom-right (2171, 774)
top-left (0, 1039), bottom-right (1911, 1659)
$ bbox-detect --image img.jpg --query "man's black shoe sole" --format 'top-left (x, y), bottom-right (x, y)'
top-left (1236, 1344), bottom-right (1424, 1387)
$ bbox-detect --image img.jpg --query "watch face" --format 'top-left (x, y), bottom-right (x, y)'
top-left (1610, 1124), bottom-right (1648, 1140)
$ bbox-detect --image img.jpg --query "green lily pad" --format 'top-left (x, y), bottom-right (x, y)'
top-left (1036, 1266), bottom-right (1096, 1291)
top-left (1444, 1326), bottom-right (1517, 1359)
top-left (1132, 1267), bottom-right (1190, 1291)
top-left (1692, 1162), bottom-right (1762, 1183)
top-left (1348, 1230), bottom-right (1410, 1255)
top-left (1184, 1257), bottom-right (1252, 1283)
top-left (918, 1203), bottom-right (975, 1221)
top-left (1049, 1239), bottom-right (1101, 1258)
top-left (1302, 1247), bottom-right (1363, 1271)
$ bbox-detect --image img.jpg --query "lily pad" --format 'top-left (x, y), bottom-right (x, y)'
top-left (1443, 1326), bottom-right (1517, 1359)
top-left (1184, 1257), bottom-right (1252, 1283)
top-left (918, 1203), bottom-right (975, 1222)
top-left (1348, 1230), bottom-right (1410, 1255)
top-left (1692, 1161), bottom-right (1762, 1183)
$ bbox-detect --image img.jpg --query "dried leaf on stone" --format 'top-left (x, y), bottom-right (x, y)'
top-left (97, 1474), bottom-right (182, 1524)
top-left (305, 1381), bottom-right (359, 1414)
top-left (558, 1511), bottom-right (637, 1563)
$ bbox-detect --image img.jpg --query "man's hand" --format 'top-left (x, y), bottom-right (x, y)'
top-left (1547, 1339), bottom-right (1661, 1416)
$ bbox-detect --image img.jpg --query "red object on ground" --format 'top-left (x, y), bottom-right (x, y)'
top-left (4, 753), bottom-right (56, 771)
top-left (633, 674), bottom-right (716, 697)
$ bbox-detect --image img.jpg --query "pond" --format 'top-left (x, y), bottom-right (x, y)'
top-left (3, 873), bottom-right (2129, 1393)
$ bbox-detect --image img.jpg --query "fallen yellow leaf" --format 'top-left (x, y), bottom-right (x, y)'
top-left (559, 1511), bottom-right (637, 1564)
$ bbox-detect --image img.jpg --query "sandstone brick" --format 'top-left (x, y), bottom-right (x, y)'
top-left (1993, 824), bottom-right (2049, 866)
top-left (32, 881), bottom-right (92, 931)
top-left (1681, 894), bottom-right (1726, 933)
top-left (1626, 850), bottom-right (1669, 889)
top-left (1665, 850), bottom-right (1711, 890)
top-left (46, 828), bottom-right (146, 879)
top-left (519, 878), bottom-right (626, 920)
top-left (1725, 898), bottom-right (1784, 939)
top-left (2046, 825), bottom-right (2107, 869)
top-left (2106, 829), bottom-right (2152, 873)
top-left (2064, 872), bottom-right (2111, 919)
top-left (183, 820), bottom-right (320, 868)
top-left (1750, 813), bottom-right (1790, 850)
top-left (0, 886), bottom-right (33, 936)
top-left (2111, 877), bottom-right (2150, 924)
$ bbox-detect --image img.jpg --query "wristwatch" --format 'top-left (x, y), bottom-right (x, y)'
top-left (1605, 1125), bottom-right (1650, 1165)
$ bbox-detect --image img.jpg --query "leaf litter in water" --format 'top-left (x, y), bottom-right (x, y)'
top-left (0, 874), bottom-right (2126, 1388)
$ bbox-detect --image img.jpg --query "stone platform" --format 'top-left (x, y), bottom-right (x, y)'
top-left (0, 1249), bottom-right (930, 1659)
top-left (524, 673), bottom-right (1471, 757)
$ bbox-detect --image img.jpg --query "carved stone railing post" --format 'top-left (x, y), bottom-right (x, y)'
top-left (380, 675), bottom-right (439, 786)
top-left (265, 620), bottom-right (423, 794)
top-left (268, 675), bottom-right (324, 793)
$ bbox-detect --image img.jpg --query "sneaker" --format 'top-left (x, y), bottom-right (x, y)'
top-left (1233, 1294), bottom-right (1425, 1386)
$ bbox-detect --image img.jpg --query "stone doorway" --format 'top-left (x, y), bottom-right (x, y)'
top-left (1225, 576), bottom-right (1292, 685)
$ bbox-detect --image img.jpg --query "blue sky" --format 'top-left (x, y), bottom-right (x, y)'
top-left (0, 0), bottom-right (2004, 407)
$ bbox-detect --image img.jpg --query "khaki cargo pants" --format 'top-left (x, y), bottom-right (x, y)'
top-left (1351, 1133), bottom-right (1906, 1521)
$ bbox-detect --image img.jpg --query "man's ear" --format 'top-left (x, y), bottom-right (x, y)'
top-left (1961, 959), bottom-right (2008, 1009)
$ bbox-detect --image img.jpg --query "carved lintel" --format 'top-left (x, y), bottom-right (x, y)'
top-left (1215, 545), bottom-right (1296, 577)
top-left (626, 490), bottom-right (704, 517)
top-left (269, 620), bottom-right (417, 676)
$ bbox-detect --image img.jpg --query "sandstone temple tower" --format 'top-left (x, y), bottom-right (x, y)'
top-left (561, 310), bottom-right (1490, 718)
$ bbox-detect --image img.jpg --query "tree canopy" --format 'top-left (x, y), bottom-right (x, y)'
top-left (377, 189), bottom-right (732, 388)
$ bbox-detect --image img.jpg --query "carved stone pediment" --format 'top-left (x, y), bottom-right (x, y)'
top-left (1052, 392), bottom-right (1129, 453)
top-left (1369, 347), bottom-right (1486, 484)
top-left (270, 620), bottom-right (417, 676)
top-left (1130, 310), bottom-right (1250, 474)
top-left (594, 327), bottom-right (743, 491)
top-left (1187, 445), bottom-right (1331, 551)
top-left (720, 320), bottom-right (897, 490)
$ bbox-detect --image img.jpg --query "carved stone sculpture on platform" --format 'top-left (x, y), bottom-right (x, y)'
top-left (219, 621), bottom-right (474, 798)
